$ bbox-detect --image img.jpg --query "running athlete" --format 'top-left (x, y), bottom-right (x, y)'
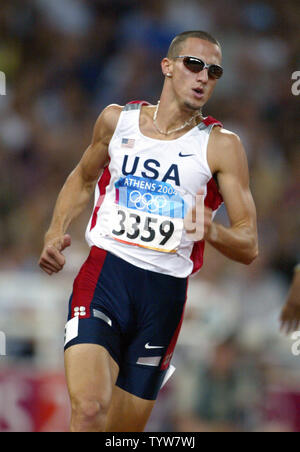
top-left (39, 31), bottom-right (258, 432)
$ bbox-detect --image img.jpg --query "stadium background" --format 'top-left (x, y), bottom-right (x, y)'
top-left (0, 0), bottom-right (299, 432)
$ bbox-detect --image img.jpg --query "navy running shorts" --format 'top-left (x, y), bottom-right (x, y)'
top-left (64, 246), bottom-right (188, 400)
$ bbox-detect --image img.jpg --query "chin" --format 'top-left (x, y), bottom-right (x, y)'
top-left (183, 100), bottom-right (203, 112)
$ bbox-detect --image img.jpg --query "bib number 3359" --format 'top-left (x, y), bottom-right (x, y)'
top-left (110, 206), bottom-right (182, 253)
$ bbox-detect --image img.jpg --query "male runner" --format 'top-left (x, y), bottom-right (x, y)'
top-left (39, 31), bottom-right (258, 432)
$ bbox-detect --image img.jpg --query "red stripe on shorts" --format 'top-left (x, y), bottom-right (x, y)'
top-left (71, 247), bottom-right (107, 319)
top-left (160, 279), bottom-right (189, 371)
top-left (90, 166), bottom-right (111, 231)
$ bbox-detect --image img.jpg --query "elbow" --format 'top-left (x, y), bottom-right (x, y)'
top-left (242, 243), bottom-right (259, 265)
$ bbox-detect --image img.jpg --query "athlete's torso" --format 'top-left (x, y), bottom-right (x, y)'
top-left (85, 101), bottom-right (223, 278)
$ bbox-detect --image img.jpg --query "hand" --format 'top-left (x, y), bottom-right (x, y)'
top-left (280, 270), bottom-right (300, 334)
top-left (184, 190), bottom-right (213, 241)
top-left (39, 234), bottom-right (71, 275)
top-left (280, 303), bottom-right (300, 334)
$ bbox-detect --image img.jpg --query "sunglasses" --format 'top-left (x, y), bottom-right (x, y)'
top-left (175, 55), bottom-right (223, 79)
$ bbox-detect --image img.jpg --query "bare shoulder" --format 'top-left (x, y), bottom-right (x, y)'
top-left (92, 104), bottom-right (123, 145)
top-left (100, 104), bottom-right (123, 127)
top-left (208, 126), bottom-right (248, 174)
top-left (210, 126), bottom-right (242, 151)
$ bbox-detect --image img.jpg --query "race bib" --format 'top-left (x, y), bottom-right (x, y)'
top-left (109, 176), bottom-right (187, 253)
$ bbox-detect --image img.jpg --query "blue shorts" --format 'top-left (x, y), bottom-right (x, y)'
top-left (64, 246), bottom-right (188, 400)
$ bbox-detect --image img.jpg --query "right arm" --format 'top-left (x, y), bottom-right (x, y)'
top-left (39, 104), bottom-right (122, 275)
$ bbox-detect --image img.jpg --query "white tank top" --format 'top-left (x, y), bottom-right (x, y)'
top-left (85, 101), bottom-right (223, 278)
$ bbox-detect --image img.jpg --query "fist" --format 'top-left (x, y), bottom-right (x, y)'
top-left (39, 234), bottom-right (71, 275)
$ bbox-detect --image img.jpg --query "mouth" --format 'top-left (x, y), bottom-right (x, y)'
top-left (192, 88), bottom-right (204, 99)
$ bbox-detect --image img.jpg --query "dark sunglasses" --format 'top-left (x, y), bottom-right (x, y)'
top-left (175, 55), bottom-right (223, 79)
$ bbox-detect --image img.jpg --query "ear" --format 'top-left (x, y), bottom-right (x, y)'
top-left (161, 58), bottom-right (173, 78)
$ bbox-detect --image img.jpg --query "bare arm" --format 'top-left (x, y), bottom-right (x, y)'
top-left (206, 128), bottom-right (258, 264)
top-left (39, 104), bottom-right (122, 275)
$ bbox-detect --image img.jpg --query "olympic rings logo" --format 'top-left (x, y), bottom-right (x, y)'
top-left (129, 191), bottom-right (168, 212)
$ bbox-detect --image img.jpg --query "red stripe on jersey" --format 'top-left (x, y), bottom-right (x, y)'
top-left (190, 116), bottom-right (223, 275)
top-left (191, 177), bottom-right (223, 274)
top-left (71, 246), bottom-right (107, 319)
top-left (205, 176), bottom-right (223, 211)
top-left (203, 115), bottom-right (223, 128)
top-left (190, 241), bottom-right (205, 274)
top-left (160, 280), bottom-right (189, 371)
top-left (90, 166), bottom-right (111, 231)
top-left (127, 100), bottom-right (151, 106)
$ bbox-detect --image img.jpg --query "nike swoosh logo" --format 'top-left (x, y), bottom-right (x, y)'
top-left (145, 342), bottom-right (164, 349)
top-left (179, 152), bottom-right (195, 157)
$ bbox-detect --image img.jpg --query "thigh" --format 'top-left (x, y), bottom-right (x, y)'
top-left (65, 247), bottom-right (134, 367)
top-left (105, 385), bottom-right (155, 432)
top-left (64, 344), bottom-right (119, 408)
top-left (115, 272), bottom-right (188, 401)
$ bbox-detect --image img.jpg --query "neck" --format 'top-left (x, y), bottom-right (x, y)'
top-left (154, 94), bottom-right (203, 133)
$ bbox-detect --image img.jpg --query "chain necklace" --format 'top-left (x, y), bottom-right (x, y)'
top-left (153, 101), bottom-right (202, 136)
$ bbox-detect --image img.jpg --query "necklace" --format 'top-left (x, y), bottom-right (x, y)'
top-left (153, 101), bottom-right (202, 136)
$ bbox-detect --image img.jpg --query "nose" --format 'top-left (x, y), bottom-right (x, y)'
top-left (196, 68), bottom-right (209, 83)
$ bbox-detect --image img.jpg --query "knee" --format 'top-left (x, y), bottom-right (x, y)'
top-left (71, 395), bottom-right (111, 432)
top-left (75, 398), bottom-right (104, 418)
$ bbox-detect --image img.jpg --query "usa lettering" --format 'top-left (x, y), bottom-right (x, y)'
top-left (122, 155), bottom-right (181, 186)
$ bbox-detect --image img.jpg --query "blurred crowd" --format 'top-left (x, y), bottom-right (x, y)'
top-left (0, 0), bottom-right (299, 432)
top-left (0, 0), bottom-right (299, 273)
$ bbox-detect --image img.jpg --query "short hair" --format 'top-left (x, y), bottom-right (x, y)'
top-left (167, 30), bottom-right (221, 59)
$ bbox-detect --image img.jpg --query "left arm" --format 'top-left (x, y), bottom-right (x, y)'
top-left (205, 128), bottom-right (258, 264)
